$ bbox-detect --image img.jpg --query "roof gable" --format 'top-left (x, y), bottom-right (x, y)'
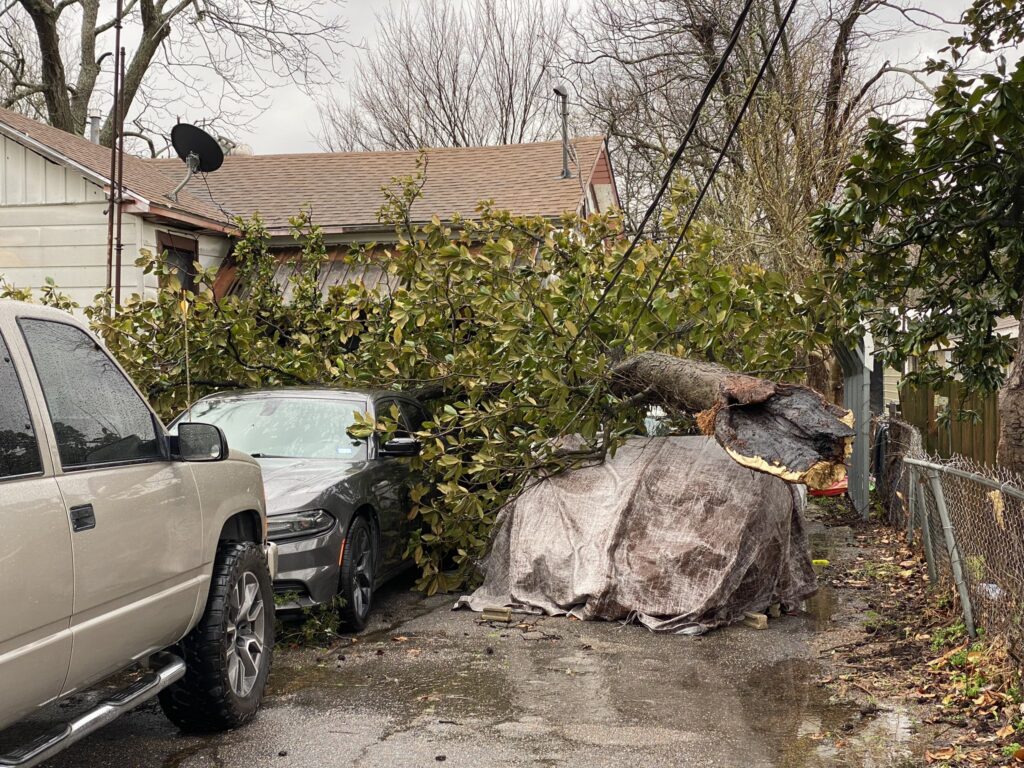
top-left (0, 106), bottom-right (229, 228)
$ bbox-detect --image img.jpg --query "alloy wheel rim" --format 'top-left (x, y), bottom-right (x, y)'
top-left (225, 571), bottom-right (265, 697)
top-left (351, 527), bottom-right (373, 618)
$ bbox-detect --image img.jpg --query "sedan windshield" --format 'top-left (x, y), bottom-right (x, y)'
top-left (178, 396), bottom-right (367, 460)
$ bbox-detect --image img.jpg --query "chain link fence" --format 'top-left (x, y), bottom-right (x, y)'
top-left (878, 418), bottom-right (1024, 665)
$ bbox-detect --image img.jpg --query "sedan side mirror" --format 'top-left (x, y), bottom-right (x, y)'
top-left (175, 422), bottom-right (229, 462)
top-left (379, 436), bottom-right (421, 457)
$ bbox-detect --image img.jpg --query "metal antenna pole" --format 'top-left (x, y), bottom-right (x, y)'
top-left (104, 0), bottom-right (123, 301)
top-left (560, 91), bottom-right (570, 179)
top-left (114, 46), bottom-right (126, 308)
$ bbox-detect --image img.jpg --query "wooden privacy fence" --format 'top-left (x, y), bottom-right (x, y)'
top-left (899, 381), bottom-right (1000, 465)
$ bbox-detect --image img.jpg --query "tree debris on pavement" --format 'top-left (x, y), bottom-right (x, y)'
top-left (812, 504), bottom-right (1024, 767)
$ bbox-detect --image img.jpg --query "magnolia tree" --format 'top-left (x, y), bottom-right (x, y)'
top-left (812, 0), bottom-right (1024, 473)
top-left (3, 185), bottom-right (849, 593)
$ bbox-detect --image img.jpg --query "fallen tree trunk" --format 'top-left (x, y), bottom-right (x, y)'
top-left (611, 352), bottom-right (854, 489)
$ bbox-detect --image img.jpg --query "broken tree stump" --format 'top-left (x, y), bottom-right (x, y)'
top-left (610, 352), bottom-right (854, 489)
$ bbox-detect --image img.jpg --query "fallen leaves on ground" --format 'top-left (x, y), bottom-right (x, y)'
top-left (815, 508), bottom-right (1024, 767)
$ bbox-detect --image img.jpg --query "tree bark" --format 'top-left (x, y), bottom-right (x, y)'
top-left (99, 0), bottom-right (169, 147)
top-left (997, 313), bottom-right (1024, 474)
top-left (611, 352), bottom-right (855, 489)
top-left (19, 0), bottom-right (77, 133)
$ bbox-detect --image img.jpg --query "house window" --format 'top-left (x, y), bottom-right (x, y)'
top-left (158, 232), bottom-right (199, 293)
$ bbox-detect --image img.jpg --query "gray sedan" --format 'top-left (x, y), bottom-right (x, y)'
top-left (172, 388), bottom-right (426, 630)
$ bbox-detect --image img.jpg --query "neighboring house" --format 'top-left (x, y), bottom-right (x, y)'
top-left (0, 107), bottom-right (618, 307)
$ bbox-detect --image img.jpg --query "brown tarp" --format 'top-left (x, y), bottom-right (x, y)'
top-left (456, 436), bottom-right (817, 633)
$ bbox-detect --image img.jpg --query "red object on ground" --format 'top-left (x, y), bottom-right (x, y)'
top-left (809, 477), bottom-right (848, 497)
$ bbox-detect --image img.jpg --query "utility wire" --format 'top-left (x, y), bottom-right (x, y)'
top-left (626, 0), bottom-right (800, 343)
top-left (566, 0), bottom-right (757, 353)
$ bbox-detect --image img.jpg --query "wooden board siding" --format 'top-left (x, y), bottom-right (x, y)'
top-left (214, 242), bottom-right (399, 299)
top-left (587, 144), bottom-right (618, 213)
top-left (0, 137), bottom-right (234, 306)
top-left (0, 136), bottom-right (134, 307)
top-left (883, 367), bottom-right (901, 407)
top-left (1, 135), bottom-right (105, 206)
top-left (900, 381), bottom-right (1000, 465)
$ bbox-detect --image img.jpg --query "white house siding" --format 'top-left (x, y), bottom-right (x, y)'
top-left (0, 136), bottom-right (232, 306)
top-left (0, 135), bottom-right (139, 308)
top-left (883, 366), bottom-right (901, 407)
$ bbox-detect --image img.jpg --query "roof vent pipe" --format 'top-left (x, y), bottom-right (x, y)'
top-left (553, 83), bottom-right (571, 179)
top-left (88, 111), bottom-right (101, 143)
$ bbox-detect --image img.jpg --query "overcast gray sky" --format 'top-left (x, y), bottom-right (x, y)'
top-left (242, 0), bottom-right (973, 155)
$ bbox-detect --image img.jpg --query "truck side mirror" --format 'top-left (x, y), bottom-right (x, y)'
top-left (175, 422), bottom-right (229, 462)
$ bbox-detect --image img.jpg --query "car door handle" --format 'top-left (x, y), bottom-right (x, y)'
top-left (69, 504), bottom-right (96, 532)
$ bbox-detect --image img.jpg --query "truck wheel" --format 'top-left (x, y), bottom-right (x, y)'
top-left (338, 516), bottom-right (375, 631)
top-left (159, 541), bottom-right (274, 732)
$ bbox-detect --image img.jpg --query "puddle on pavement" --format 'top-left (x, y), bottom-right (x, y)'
top-left (807, 525), bottom-right (851, 565)
top-left (261, 521), bottom-right (927, 766)
top-left (266, 620), bottom-right (928, 766)
top-left (742, 659), bottom-right (918, 767)
top-left (803, 586), bottom-right (838, 631)
top-left (800, 521), bottom-right (847, 632)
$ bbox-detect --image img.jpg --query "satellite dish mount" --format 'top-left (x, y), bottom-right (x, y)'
top-left (169, 122), bottom-right (224, 201)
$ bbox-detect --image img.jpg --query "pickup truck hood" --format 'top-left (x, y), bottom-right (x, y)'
top-left (257, 458), bottom-right (369, 516)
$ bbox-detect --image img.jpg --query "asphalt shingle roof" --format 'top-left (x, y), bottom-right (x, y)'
top-left (147, 137), bottom-right (607, 233)
top-left (0, 107), bottom-right (607, 235)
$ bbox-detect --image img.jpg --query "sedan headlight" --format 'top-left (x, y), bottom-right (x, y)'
top-left (267, 509), bottom-right (335, 540)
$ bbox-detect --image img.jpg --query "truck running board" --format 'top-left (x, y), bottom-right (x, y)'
top-left (0, 653), bottom-right (186, 768)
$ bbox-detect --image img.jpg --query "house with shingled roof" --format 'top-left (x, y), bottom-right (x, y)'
top-left (0, 106), bottom-right (618, 307)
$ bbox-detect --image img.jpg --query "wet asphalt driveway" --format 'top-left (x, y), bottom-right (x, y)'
top-left (1, 522), bottom-right (928, 768)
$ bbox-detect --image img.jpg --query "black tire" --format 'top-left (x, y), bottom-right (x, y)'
top-left (159, 541), bottom-right (274, 733)
top-left (338, 516), bottom-right (376, 631)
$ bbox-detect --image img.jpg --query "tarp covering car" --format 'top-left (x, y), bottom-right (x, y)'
top-left (456, 436), bottom-right (817, 633)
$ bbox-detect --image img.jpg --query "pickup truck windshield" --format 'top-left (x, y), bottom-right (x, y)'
top-left (178, 397), bottom-right (367, 461)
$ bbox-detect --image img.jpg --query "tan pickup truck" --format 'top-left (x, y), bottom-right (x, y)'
top-left (0, 301), bottom-right (277, 766)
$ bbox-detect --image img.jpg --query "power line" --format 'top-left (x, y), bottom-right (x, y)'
top-left (566, 0), bottom-right (758, 353)
top-left (627, 0), bottom-right (800, 343)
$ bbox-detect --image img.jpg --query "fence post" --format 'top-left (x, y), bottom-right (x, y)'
top-left (927, 470), bottom-right (977, 639)
top-left (916, 472), bottom-right (938, 585)
top-left (906, 465), bottom-right (916, 546)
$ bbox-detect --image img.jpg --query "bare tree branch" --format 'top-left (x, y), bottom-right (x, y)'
top-left (318, 0), bottom-right (568, 152)
top-left (3, 0), bottom-right (348, 146)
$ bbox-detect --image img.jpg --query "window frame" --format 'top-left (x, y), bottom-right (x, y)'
top-left (372, 397), bottom-right (416, 460)
top-left (0, 328), bottom-right (45, 483)
top-left (158, 231), bottom-right (200, 294)
top-left (396, 398), bottom-right (428, 433)
top-left (17, 317), bottom-right (170, 473)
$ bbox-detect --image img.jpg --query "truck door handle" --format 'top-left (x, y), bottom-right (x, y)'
top-left (70, 504), bottom-right (96, 532)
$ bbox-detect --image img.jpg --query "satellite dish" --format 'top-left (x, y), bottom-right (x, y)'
top-left (168, 122), bottom-right (224, 201)
top-left (171, 123), bottom-right (223, 172)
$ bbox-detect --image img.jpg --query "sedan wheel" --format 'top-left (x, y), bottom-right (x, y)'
top-left (339, 516), bottom-right (375, 631)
